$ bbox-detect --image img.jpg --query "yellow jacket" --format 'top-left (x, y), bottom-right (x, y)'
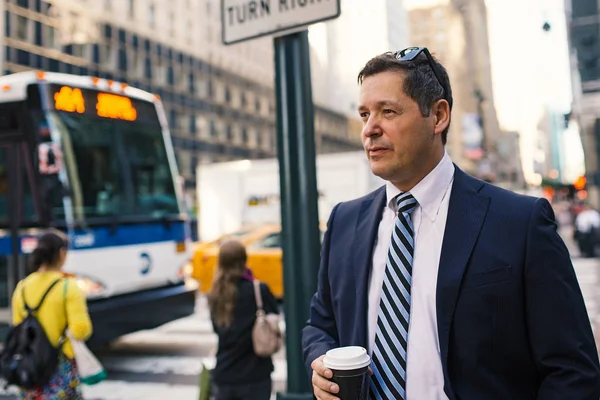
top-left (11, 271), bottom-right (93, 359)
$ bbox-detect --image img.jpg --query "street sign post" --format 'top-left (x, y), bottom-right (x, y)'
top-left (221, 1), bottom-right (341, 399)
top-left (221, 0), bottom-right (340, 45)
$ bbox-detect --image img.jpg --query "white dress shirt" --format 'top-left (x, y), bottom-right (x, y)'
top-left (368, 152), bottom-right (454, 399)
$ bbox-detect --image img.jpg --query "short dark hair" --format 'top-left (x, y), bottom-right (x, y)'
top-left (357, 51), bottom-right (453, 144)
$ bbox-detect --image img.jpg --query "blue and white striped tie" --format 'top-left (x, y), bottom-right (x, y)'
top-left (370, 192), bottom-right (418, 400)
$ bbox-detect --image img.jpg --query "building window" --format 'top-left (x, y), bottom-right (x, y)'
top-left (169, 11), bottom-right (175, 38)
top-left (207, 80), bottom-right (213, 97)
top-left (241, 93), bottom-right (247, 109)
top-left (44, 25), bottom-right (57, 49)
top-left (226, 125), bottom-right (233, 141)
top-left (255, 98), bottom-right (261, 112)
top-left (102, 44), bottom-right (114, 66)
top-left (148, 3), bottom-right (155, 28)
top-left (209, 119), bottom-right (216, 137)
top-left (72, 44), bottom-right (85, 58)
top-left (15, 15), bottom-right (28, 41)
top-left (128, 0), bottom-right (135, 18)
top-left (242, 128), bottom-right (248, 144)
top-left (225, 86), bottom-right (231, 104)
top-left (256, 131), bottom-right (262, 147)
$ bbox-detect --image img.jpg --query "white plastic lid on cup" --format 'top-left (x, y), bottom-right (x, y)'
top-left (323, 346), bottom-right (371, 370)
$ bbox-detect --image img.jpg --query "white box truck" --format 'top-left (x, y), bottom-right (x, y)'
top-left (196, 151), bottom-right (385, 242)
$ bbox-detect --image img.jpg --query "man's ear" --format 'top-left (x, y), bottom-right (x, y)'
top-left (432, 99), bottom-right (451, 136)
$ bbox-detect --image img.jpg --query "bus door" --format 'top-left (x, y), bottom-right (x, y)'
top-left (0, 104), bottom-right (43, 335)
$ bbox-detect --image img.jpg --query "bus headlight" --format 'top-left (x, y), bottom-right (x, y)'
top-left (74, 276), bottom-right (106, 298)
top-left (178, 262), bottom-right (199, 291)
top-left (177, 262), bottom-right (193, 279)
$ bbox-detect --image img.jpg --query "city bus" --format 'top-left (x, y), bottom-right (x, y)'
top-left (0, 71), bottom-right (197, 347)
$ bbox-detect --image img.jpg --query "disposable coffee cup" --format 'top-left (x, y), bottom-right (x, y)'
top-left (323, 346), bottom-right (371, 400)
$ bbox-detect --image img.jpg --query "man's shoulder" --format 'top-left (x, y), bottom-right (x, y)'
top-left (463, 172), bottom-right (540, 206)
top-left (461, 172), bottom-right (542, 213)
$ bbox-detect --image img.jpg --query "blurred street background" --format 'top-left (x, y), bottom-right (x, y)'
top-left (1, 0), bottom-right (600, 398)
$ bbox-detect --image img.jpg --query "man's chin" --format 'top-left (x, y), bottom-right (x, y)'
top-left (369, 162), bottom-right (392, 181)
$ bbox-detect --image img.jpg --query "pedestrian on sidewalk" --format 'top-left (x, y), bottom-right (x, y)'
top-left (11, 231), bottom-right (93, 400)
top-left (574, 204), bottom-right (600, 258)
top-left (207, 240), bottom-right (279, 400)
top-left (303, 47), bottom-right (600, 400)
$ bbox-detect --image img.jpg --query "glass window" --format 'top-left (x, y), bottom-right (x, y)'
top-left (31, 111), bottom-right (64, 221)
top-left (128, 0), bottom-right (135, 18)
top-left (50, 111), bottom-right (179, 221)
top-left (15, 15), bottom-right (28, 41)
top-left (148, 3), bottom-right (155, 27)
top-left (253, 233), bottom-right (281, 249)
top-left (250, 230), bottom-right (324, 249)
top-left (225, 87), bottom-right (231, 104)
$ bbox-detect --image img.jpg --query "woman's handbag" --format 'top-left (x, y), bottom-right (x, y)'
top-left (66, 331), bottom-right (107, 385)
top-left (63, 280), bottom-right (106, 386)
top-left (251, 280), bottom-right (282, 357)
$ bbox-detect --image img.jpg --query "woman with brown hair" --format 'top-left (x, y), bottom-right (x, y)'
top-left (207, 240), bottom-right (279, 400)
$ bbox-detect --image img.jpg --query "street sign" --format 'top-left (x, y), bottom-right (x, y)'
top-left (221, 0), bottom-right (341, 45)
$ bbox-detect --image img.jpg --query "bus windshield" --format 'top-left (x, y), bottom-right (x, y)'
top-left (49, 110), bottom-right (180, 221)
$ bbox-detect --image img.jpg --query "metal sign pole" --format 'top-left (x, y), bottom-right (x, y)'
top-left (274, 30), bottom-right (320, 400)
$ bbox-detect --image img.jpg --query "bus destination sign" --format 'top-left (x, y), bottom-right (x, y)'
top-left (50, 85), bottom-right (156, 123)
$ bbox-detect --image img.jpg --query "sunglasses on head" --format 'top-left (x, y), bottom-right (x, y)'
top-left (394, 46), bottom-right (447, 101)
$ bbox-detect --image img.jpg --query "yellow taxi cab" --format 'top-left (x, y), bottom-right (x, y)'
top-left (191, 224), bottom-right (323, 299)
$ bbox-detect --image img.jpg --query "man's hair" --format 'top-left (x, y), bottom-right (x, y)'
top-left (357, 51), bottom-right (453, 145)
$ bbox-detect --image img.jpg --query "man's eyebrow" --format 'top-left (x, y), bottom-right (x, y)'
top-left (357, 100), bottom-right (403, 112)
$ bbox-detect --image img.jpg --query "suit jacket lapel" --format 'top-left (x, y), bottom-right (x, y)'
top-left (437, 167), bottom-right (489, 396)
top-left (352, 186), bottom-right (386, 350)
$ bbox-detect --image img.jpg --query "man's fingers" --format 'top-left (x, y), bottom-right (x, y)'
top-left (311, 355), bottom-right (333, 379)
top-left (312, 371), bottom-right (339, 394)
top-left (313, 385), bottom-right (340, 400)
top-left (311, 355), bottom-right (339, 399)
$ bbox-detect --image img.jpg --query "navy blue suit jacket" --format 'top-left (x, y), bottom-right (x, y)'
top-left (302, 167), bottom-right (600, 399)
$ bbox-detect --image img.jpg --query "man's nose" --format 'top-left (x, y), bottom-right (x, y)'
top-left (362, 116), bottom-right (382, 138)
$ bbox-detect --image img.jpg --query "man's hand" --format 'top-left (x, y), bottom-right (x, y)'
top-left (311, 355), bottom-right (340, 400)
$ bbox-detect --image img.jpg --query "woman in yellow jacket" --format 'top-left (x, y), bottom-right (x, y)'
top-left (11, 231), bottom-right (93, 400)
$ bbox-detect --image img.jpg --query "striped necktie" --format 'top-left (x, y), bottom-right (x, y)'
top-left (370, 192), bottom-right (418, 400)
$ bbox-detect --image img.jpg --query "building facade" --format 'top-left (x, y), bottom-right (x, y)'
top-left (2, 0), bottom-right (362, 208)
top-left (407, 0), bottom-right (523, 188)
top-left (309, 0), bottom-right (410, 118)
top-left (568, 0), bottom-right (600, 206)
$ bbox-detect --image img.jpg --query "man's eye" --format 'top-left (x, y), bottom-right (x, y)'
top-left (360, 112), bottom-right (369, 118)
top-left (383, 109), bottom-right (394, 114)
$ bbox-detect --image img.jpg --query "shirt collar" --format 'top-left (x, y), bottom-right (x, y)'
top-left (385, 151), bottom-right (455, 222)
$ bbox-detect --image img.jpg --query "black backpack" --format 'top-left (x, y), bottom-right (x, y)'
top-left (0, 279), bottom-right (66, 389)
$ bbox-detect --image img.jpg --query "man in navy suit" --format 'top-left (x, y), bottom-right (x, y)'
top-left (302, 47), bottom-right (600, 400)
